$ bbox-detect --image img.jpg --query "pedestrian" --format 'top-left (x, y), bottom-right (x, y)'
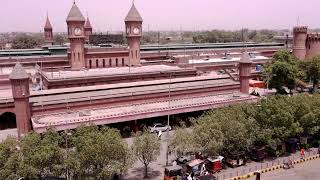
top-left (300, 148), bottom-right (305, 159)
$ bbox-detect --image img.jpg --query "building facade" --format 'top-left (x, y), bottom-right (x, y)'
top-left (293, 26), bottom-right (320, 60)
top-left (43, 2), bottom-right (143, 69)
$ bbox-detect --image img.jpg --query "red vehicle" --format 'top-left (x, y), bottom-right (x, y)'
top-left (205, 156), bottom-right (224, 173)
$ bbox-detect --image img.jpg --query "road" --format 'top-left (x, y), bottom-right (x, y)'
top-left (248, 159), bottom-right (320, 180)
top-left (123, 131), bottom-right (320, 180)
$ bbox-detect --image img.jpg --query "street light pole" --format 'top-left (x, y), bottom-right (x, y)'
top-left (166, 73), bottom-right (172, 166)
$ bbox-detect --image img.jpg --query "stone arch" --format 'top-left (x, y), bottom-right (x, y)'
top-left (0, 112), bottom-right (17, 130)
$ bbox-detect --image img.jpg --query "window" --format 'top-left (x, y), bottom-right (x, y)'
top-left (131, 51), bottom-right (133, 58)
top-left (109, 59), bottom-right (112, 67)
top-left (73, 53), bottom-right (76, 62)
top-left (309, 44), bottom-right (311, 49)
top-left (103, 59), bottom-right (106, 68)
top-left (89, 60), bottom-right (92, 68)
top-left (116, 58), bottom-right (118, 67)
top-left (136, 50), bottom-right (138, 59)
top-left (78, 53), bottom-right (80, 61)
top-left (122, 58), bottom-right (125, 66)
top-left (96, 59), bottom-right (99, 68)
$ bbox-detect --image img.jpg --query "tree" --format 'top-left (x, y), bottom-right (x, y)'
top-left (303, 56), bottom-right (320, 91)
top-left (71, 126), bottom-right (133, 179)
top-left (132, 131), bottom-right (160, 178)
top-left (12, 34), bottom-right (43, 49)
top-left (0, 137), bottom-right (20, 180)
top-left (265, 50), bottom-right (300, 93)
top-left (54, 34), bottom-right (67, 45)
top-left (192, 113), bottom-right (224, 156)
top-left (18, 130), bottom-right (64, 179)
top-left (169, 128), bottom-right (195, 157)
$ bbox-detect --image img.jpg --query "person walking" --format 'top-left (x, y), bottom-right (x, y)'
top-left (300, 148), bottom-right (305, 159)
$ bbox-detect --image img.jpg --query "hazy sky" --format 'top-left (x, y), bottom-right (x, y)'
top-left (1, 0), bottom-right (319, 32)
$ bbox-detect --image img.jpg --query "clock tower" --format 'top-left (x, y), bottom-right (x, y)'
top-left (66, 2), bottom-right (86, 69)
top-left (125, 2), bottom-right (143, 66)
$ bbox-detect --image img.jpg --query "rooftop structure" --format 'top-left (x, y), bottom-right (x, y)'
top-left (66, 2), bottom-right (85, 22)
top-left (125, 3), bottom-right (143, 22)
top-left (9, 63), bottom-right (29, 80)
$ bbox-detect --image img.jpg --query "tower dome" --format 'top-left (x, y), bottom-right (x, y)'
top-left (66, 2), bottom-right (85, 22)
top-left (125, 3), bottom-right (143, 22)
top-left (44, 15), bottom-right (52, 30)
top-left (84, 16), bottom-right (92, 29)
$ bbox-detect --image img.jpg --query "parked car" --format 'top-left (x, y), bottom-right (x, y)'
top-left (149, 123), bottom-right (171, 133)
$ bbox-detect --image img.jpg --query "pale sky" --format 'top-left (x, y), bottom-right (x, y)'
top-left (1, 0), bottom-right (319, 32)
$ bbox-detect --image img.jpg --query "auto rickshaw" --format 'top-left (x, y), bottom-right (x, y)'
top-left (205, 156), bottom-right (224, 173)
top-left (164, 165), bottom-right (183, 180)
top-left (186, 159), bottom-right (205, 176)
top-left (250, 146), bottom-right (266, 162)
top-left (225, 151), bottom-right (246, 168)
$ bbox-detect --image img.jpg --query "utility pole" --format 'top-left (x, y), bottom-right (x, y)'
top-left (166, 73), bottom-right (172, 166)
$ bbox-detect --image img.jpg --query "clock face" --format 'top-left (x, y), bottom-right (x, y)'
top-left (133, 27), bottom-right (140, 35)
top-left (74, 28), bottom-right (82, 36)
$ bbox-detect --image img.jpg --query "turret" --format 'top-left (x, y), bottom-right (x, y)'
top-left (239, 52), bottom-right (252, 94)
top-left (84, 16), bottom-right (93, 44)
top-left (293, 26), bottom-right (308, 60)
top-left (9, 63), bottom-right (32, 138)
top-left (125, 2), bottom-right (143, 66)
top-left (66, 2), bottom-right (86, 69)
top-left (306, 33), bottom-right (320, 59)
top-left (44, 14), bottom-right (53, 45)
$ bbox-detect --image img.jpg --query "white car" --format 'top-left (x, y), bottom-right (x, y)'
top-left (149, 123), bottom-right (172, 133)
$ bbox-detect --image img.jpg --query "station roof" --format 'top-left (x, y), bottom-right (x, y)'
top-left (42, 65), bottom-right (183, 80)
top-left (188, 55), bottom-right (268, 64)
top-left (31, 92), bottom-right (256, 132)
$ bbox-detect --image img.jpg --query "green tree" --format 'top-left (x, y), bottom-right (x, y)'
top-left (54, 34), bottom-right (67, 45)
top-left (169, 128), bottom-right (195, 157)
top-left (265, 50), bottom-right (300, 93)
top-left (0, 137), bottom-right (21, 180)
top-left (12, 34), bottom-right (42, 49)
top-left (303, 56), bottom-right (320, 91)
top-left (18, 130), bottom-right (64, 179)
top-left (193, 113), bottom-right (224, 156)
top-left (132, 131), bottom-right (160, 178)
top-left (70, 126), bottom-right (133, 179)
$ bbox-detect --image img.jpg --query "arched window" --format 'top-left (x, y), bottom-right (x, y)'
top-left (0, 112), bottom-right (17, 130)
top-left (131, 51), bottom-right (134, 58)
top-left (78, 53), bottom-right (80, 61)
top-left (109, 59), bottom-right (112, 67)
top-left (96, 59), bottom-right (99, 68)
top-left (122, 58), bottom-right (125, 66)
top-left (103, 59), bottom-right (106, 68)
top-left (89, 60), bottom-right (92, 68)
top-left (116, 58), bottom-right (118, 67)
